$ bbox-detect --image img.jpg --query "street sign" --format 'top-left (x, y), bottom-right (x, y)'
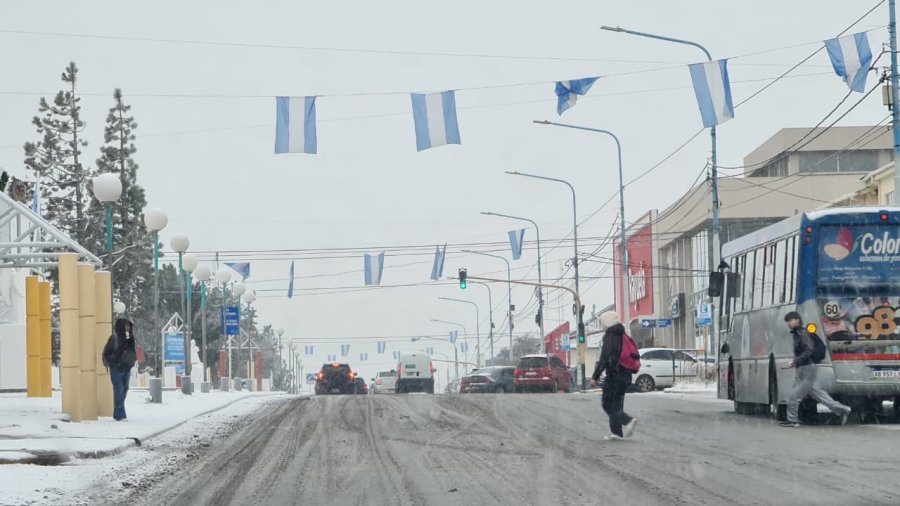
top-left (164, 333), bottom-right (185, 361)
top-left (640, 319), bottom-right (657, 328)
top-left (696, 304), bottom-right (712, 326)
top-left (561, 333), bottom-right (571, 352)
top-left (225, 306), bottom-right (240, 335)
top-left (656, 318), bottom-right (673, 328)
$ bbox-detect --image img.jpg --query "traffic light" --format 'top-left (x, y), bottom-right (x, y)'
top-left (578, 322), bottom-right (586, 344)
top-left (458, 268), bottom-right (467, 289)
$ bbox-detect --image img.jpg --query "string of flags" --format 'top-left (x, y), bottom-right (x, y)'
top-left (364, 253), bottom-right (385, 286)
top-left (377, 341), bottom-right (387, 354)
top-left (340, 344), bottom-right (350, 357)
top-left (271, 32), bottom-right (875, 153)
top-left (449, 331), bottom-right (458, 344)
top-left (430, 244), bottom-right (447, 281)
top-left (360, 353), bottom-right (369, 362)
top-left (508, 229), bottom-right (525, 260)
top-left (304, 345), bottom-right (314, 355)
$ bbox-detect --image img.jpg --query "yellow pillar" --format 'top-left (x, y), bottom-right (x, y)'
top-left (59, 253), bottom-right (81, 421)
top-left (94, 271), bottom-right (113, 418)
top-left (78, 263), bottom-right (97, 421)
top-left (25, 276), bottom-right (40, 397)
top-left (39, 281), bottom-right (52, 397)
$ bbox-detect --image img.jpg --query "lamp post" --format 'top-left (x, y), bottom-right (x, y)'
top-left (430, 318), bottom-right (466, 378)
top-left (194, 264), bottom-right (212, 391)
top-left (600, 25), bottom-right (720, 268)
top-left (438, 296), bottom-right (481, 367)
top-left (170, 234), bottom-right (190, 394)
top-left (113, 301), bottom-right (126, 315)
top-left (288, 343), bottom-right (296, 394)
top-left (276, 327), bottom-right (285, 390)
top-left (183, 254), bottom-right (198, 392)
top-left (470, 281), bottom-right (494, 365)
top-left (91, 173), bottom-right (122, 260)
top-left (242, 290), bottom-right (257, 382)
top-left (232, 282), bottom-right (246, 386)
top-left (144, 208), bottom-right (167, 403)
top-left (482, 211), bottom-right (546, 350)
top-left (215, 269), bottom-right (232, 386)
top-left (533, 120), bottom-right (631, 325)
top-left (462, 249), bottom-right (513, 365)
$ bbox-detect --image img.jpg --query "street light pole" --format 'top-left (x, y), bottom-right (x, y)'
top-left (481, 211), bottom-right (545, 350)
top-left (533, 120), bottom-right (631, 325)
top-left (430, 318), bottom-right (466, 378)
top-left (471, 281), bottom-right (494, 365)
top-left (215, 269), bottom-right (232, 387)
top-left (601, 25), bottom-right (720, 268)
top-left (194, 265), bottom-right (212, 390)
top-left (438, 297), bottom-right (481, 367)
top-left (143, 208), bottom-right (167, 403)
top-left (182, 253), bottom-right (198, 392)
top-left (462, 249), bottom-right (513, 366)
top-left (170, 234), bottom-right (190, 394)
top-left (890, 0), bottom-right (900, 206)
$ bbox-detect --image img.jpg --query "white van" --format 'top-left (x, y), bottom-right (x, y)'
top-left (395, 353), bottom-right (435, 394)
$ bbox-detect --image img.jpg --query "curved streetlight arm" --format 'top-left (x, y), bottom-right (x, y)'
top-left (600, 25), bottom-right (712, 60)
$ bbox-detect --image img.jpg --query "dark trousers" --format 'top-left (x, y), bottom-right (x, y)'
top-left (602, 372), bottom-right (633, 437)
top-left (110, 368), bottom-right (131, 420)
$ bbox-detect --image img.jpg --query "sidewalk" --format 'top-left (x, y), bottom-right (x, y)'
top-left (0, 388), bottom-right (280, 464)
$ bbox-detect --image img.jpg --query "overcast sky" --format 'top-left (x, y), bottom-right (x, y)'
top-left (0, 1), bottom-right (891, 380)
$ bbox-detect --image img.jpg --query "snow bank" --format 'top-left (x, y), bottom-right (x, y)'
top-left (663, 381), bottom-right (717, 394)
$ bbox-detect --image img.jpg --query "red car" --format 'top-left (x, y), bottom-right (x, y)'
top-left (514, 354), bottom-right (572, 393)
top-left (458, 368), bottom-right (483, 393)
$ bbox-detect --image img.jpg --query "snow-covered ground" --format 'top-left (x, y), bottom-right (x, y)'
top-left (1, 392), bottom-right (288, 505)
top-left (0, 389), bottom-right (278, 462)
top-left (662, 381), bottom-right (717, 394)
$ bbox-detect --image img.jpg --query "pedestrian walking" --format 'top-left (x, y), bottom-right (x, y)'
top-left (102, 318), bottom-right (137, 422)
top-left (780, 311), bottom-right (851, 427)
top-left (591, 311), bottom-right (638, 440)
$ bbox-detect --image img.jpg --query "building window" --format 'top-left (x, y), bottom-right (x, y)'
top-left (691, 230), bottom-right (709, 296)
top-left (886, 191), bottom-right (895, 205)
top-left (751, 156), bottom-right (788, 177)
top-left (798, 150), bottom-right (882, 173)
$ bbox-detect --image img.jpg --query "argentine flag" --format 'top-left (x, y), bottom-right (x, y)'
top-left (304, 345), bottom-right (314, 355)
top-left (508, 229), bottom-right (525, 260)
top-left (824, 33), bottom-right (873, 93)
top-left (341, 344), bottom-right (350, 357)
top-left (555, 78), bottom-right (598, 115)
top-left (411, 90), bottom-right (461, 151)
top-left (275, 96), bottom-right (317, 154)
top-left (364, 253), bottom-right (385, 286)
top-left (393, 351), bottom-right (401, 360)
top-left (377, 341), bottom-right (387, 354)
top-left (688, 60), bottom-right (734, 128)
top-left (430, 243), bottom-right (447, 281)
top-left (449, 330), bottom-right (458, 344)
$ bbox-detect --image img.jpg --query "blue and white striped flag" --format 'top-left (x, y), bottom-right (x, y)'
top-left (287, 260), bottom-right (295, 299)
top-left (364, 253), bottom-right (385, 286)
top-left (360, 353), bottom-right (368, 362)
top-left (377, 341), bottom-right (387, 354)
top-left (555, 77), bottom-right (598, 115)
top-left (31, 181), bottom-right (40, 215)
top-left (411, 90), bottom-right (461, 151)
top-left (224, 262), bottom-right (251, 280)
top-left (460, 342), bottom-right (469, 353)
top-left (426, 347), bottom-right (434, 356)
top-left (430, 243), bottom-right (447, 281)
top-left (508, 229), bottom-right (525, 260)
top-left (304, 345), bottom-right (314, 355)
top-left (341, 344), bottom-right (350, 357)
top-left (327, 354), bottom-right (336, 362)
top-left (275, 96), bottom-right (317, 154)
top-left (688, 60), bottom-right (734, 128)
top-left (393, 351), bottom-right (401, 360)
top-left (449, 330), bottom-right (458, 344)
top-left (825, 33), bottom-right (873, 93)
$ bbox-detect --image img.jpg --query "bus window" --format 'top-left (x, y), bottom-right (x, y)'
top-left (752, 247), bottom-right (765, 309)
top-left (787, 236), bottom-right (798, 303)
top-left (763, 244), bottom-right (776, 307)
top-left (742, 251), bottom-right (755, 312)
top-left (774, 239), bottom-right (786, 305)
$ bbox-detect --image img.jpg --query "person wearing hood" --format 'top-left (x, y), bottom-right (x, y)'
top-left (102, 318), bottom-right (137, 421)
top-left (590, 311), bottom-right (637, 440)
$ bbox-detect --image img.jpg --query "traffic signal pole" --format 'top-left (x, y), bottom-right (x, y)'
top-left (459, 273), bottom-right (587, 390)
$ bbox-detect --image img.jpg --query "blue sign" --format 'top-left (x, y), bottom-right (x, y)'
top-left (818, 225), bottom-right (900, 286)
top-left (641, 319), bottom-right (657, 328)
top-left (561, 334), bottom-right (570, 352)
top-left (175, 363), bottom-right (184, 375)
top-left (656, 318), bottom-right (673, 328)
top-left (224, 306), bottom-right (240, 335)
top-left (696, 304), bottom-right (712, 326)
top-left (165, 333), bottom-right (185, 361)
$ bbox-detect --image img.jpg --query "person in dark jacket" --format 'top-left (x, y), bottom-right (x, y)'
top-left (590, 311), bottom-right (637, 440)
top-left (780, 311), bottom-right (850, 427)
top-left (102, 318), bottom-right (137, 421)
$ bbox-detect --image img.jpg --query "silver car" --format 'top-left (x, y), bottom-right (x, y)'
top-left (372, 370), bottom-right (397, 394)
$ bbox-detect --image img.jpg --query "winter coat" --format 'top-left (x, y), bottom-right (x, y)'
top-left (592, 323), bottom-right (628, 381)
top-left (102, 318), bottom-right (137, 371)
top-left (791, 326), bottom-right (815, 368)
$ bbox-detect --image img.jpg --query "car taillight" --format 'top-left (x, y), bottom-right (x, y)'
top-left (513, 368), bottom-right (521, 376)
top-left (375, 378), bottom-right (382, 385)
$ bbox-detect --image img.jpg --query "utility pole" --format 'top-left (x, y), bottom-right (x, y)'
top-left (890, 0), bottom-right (900, 200)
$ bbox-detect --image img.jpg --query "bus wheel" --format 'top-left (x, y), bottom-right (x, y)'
top-left (768, 369), bottom-right (787, 421)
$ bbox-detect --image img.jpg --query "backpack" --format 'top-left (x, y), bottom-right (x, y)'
top-left (810, 332), bottom-right (827, 364)
top-left (619, 334), bottom-right (641, 373)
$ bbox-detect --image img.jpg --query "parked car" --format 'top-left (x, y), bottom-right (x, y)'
top-left (463, 366), bottom-right (515, 393)
top-left (395, 353), bottom-right (435, 394)
top-left (372, 370), bottom-right (397, 394)
top-left (458, 368), bottom-right (483, 394)
top-left (314, 362), bottom-right (357, 395)
top-left (631, 348), bottom-right (708, 392)
top-left (514, 354), bottom-right (573, 393)
top-left (353, 377), bottom-right (368, 395)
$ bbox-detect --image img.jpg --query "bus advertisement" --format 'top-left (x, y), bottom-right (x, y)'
top-left (719, 207), bottom-right (900, 421)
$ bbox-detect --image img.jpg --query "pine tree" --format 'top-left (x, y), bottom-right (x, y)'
top-left (86, 88), bottom-right (153, 314)
top-left (24, 62), bottom-right (90, 244)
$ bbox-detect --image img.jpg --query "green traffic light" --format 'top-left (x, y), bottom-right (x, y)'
top-left (578, 335), bottom-right (585, 343)
top-left (459, 280), bottom-right (467, 289)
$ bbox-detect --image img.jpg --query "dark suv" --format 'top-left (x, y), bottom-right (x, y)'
top-left (314, 363), bottom-right (357, 395)
top-left (464, 366), bottom-right (515, 393)
top-left (514, 354), bottom-right (573, 393)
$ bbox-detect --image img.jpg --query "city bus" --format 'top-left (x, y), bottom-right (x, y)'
top-left (718, 207), bottom-right (900, 420)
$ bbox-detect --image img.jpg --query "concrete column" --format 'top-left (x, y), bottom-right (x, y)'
top-left (94, 271), bottom-right (113, 418)
top-left (39, 281), bottom-right (52, 397)
top-left (59, 253), bottom-right (81, 421)
top-left (78, 263), bottom-right (97, 421)
top-left (25, 276), bottom-right (40, 397)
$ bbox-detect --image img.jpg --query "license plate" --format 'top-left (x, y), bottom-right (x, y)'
top-left (525, 372), bottom-right (537, 376)
top-left (874, 369), bottom-right (900, 378)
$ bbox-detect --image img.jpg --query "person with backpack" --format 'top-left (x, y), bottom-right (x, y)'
top-left (781, 311), bottom-right (851, 427)
top-left (102, 318), bottom-right (137, 421)
top-left (590, 311), bottom-right (639, 440)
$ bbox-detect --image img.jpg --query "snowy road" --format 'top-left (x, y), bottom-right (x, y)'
top-left (95, 392), bottom-right (898, 506)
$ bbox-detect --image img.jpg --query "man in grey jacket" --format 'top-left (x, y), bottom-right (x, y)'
top-left (780, 311), bottom-right (851, 427)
